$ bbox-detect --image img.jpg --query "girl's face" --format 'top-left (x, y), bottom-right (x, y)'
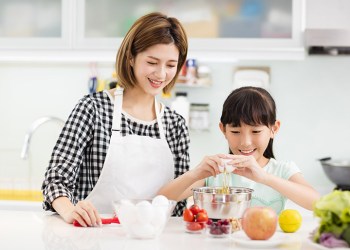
top-left (132, 43), bottom-right (179, 96)
top-left (220, 122), bottom-right (280, 166)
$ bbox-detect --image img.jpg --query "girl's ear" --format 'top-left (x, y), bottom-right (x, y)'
top-left (130, 57), bottom-right (134, 67)
top-left (219, 122), bottom-right (226, 134)
top-left (271, 120), bottom-right (281, 138)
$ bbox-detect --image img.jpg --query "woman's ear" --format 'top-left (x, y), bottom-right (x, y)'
top-left (130, 57), bottom-right (134, 67)
top-left (271, 120), bottom-right (281, 138)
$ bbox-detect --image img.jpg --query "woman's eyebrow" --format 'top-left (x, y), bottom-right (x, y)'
top-left (147, 56), bottom-right (178, 63)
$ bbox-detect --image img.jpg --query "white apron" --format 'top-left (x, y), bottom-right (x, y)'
top-left (86, 88), bottom-right (174, 213)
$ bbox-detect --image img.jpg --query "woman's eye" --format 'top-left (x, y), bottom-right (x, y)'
top-left (147, 62), bottom-right (157, 65)
top-left (167, 64), bottom-right (176, 68)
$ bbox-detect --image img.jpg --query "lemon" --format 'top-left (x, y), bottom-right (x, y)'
top-left (278, 209), bottom-right (302, 233)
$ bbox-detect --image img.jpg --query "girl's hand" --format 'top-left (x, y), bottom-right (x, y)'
top-left (192, 154), bottom-right (228, 179)
top-left (61, 200), bottom-right (102, 227)
top-left (226, 155), bottom-right (268, 183)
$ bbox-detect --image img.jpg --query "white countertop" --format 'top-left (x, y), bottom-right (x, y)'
top-left (0, 208), bottom-right (334, 250)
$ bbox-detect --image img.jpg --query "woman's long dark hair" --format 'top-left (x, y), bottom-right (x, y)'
top-left (220, 86), bottom-right (277, 159)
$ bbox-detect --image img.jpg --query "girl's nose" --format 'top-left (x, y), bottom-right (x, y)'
top-left (240, 134), bottom-right (252, 146)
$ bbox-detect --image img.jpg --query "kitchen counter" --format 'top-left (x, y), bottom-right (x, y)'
top-left (0, 208), bottom-right (334, 250)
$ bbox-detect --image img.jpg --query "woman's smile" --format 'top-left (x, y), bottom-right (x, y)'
top-left (148, 78), bottom-right (164, 88)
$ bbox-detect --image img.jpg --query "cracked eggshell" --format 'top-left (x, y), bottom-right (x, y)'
top-left (225, 164), bottom-right (236, 172)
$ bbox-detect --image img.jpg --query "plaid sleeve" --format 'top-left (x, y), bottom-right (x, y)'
top-left (41, 96), bottom-right (95, 212)
top-left (164, 109), bottom-right (190, 216)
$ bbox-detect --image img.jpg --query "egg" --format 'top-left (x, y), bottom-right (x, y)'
top-left (131, 223), bottom-right (155, 239)
top-left (221, 158), bottom-right (237, 172)
top-left (117, 201), bottom-right (137, 225)
top-left (218, 165), bottom-right (225, 173)
top-left (225, 164), bottom-right (236, 172)
top-left (152, 195), bottom-right (169, 206)
top-left (151, 208), bottom-right (167, 233)
top-left (135, 200), bottom-right (155, 224)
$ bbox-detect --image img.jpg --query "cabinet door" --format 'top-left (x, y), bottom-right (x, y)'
top-left (0, 0), bottom-right (71, 49)
top-left (77, 0), bottom-right (303, 59)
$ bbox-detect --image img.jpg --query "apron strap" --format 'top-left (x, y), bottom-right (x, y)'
top-left (155, 99), bottom-right (165, 140)
top-left (112, 87), bottom-right (124, 133)
top-left (112, 87), bottom-right (166, 139)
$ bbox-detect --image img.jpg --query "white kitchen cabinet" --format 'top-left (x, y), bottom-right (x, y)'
top-left (0, 0), bottom-right (71, 49)
top-left (0, 0), bottom-right (304, 62)
top-left (76, 0), bottom-right (304, 60)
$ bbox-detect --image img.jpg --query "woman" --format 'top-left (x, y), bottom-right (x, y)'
top-left (42, 12), bottom-right (189, 227)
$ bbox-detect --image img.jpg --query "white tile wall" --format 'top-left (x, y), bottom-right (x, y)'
top-left (1, 56), bottom-right (350, 191)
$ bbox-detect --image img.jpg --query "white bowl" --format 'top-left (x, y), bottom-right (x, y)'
top-left (113, 198), bottom-right (176, 239)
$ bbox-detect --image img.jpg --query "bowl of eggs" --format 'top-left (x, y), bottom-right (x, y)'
top-left (113, 195), bottom-right (176, 239)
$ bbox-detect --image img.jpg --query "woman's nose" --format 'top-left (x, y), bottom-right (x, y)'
top-left (155, 65), bottom-right (166, 78)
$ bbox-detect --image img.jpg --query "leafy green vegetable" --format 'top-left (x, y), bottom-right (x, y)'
top-left (343, 226), bottom-right (350, 246)
top-left (313, 190), bottom-right (350, 244)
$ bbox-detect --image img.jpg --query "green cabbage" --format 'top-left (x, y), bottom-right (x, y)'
top-left (313, 190), bottom-right (350, 245)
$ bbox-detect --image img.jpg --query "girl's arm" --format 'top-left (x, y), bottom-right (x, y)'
top-left (262, 173), bottom-right (320, 210)
top-left (158, 155), bottom-right (225, 201)
top-left (157, 173), bottom-right (205, 201)
top-left (230, 155), bottom-right (320, 210)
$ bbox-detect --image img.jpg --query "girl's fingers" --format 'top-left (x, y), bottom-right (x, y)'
top-left (205, 158), bottom-right (221, 176)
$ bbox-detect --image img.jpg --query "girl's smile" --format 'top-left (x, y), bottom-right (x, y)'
top-left (239, 149), bottom-right (256, 155)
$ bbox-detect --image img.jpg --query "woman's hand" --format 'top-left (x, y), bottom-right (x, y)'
top-left (53, 197), bottom-right (102, 227)
top-left (226, 155), bottom-right (268, 183)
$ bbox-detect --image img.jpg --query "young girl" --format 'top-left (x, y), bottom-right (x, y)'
top-left (158, 86), bottom-right (320, 214)
top-left (42, 12), bottom-right (189, 227)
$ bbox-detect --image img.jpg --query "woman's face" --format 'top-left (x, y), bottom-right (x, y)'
top-left (132, 43), bottom-right (179, 96)
top-left (220, 122), bottom-right (278, 166)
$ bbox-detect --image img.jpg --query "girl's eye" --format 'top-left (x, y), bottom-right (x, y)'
top-left (252, 130), bottom-right (262, 134)
top-left (231, 131), bottom-right (240, 134)
top-left (147, 62), bottom-right (157, 65)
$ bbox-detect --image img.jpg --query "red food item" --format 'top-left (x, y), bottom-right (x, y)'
top-left (242, 207), bottom-right (277, 240)
top-left (183, 208), bottom-right (194, 222)
top-left (186, 222), bottom-right (203, 231)
top-left (196, 212), bottom-right (209, 222)
top-left (207, 219), bottom-right (231, 235)
top-left (73, 217), bottom-right (120, 227)
top-left (198, 208), bottom-right (207, 214)
top-left (189, 204), bottom-right (201, 216)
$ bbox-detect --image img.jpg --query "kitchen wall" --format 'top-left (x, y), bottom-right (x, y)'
top-left (1, 56), bottom-right (349, 192)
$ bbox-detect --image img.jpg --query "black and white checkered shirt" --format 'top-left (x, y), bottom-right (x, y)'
top-left (42, 91), bottom-right (190, 216)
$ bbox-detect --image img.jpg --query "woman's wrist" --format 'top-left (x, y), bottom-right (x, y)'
top-left (52, 196), bottom-right (75, 223)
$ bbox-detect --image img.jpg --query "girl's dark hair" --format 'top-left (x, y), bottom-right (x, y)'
top-left (220, 86), bottom-right (277, 159)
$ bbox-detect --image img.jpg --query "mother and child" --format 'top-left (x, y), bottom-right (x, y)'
top-left (41, 12), bottom-right (320, 227)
